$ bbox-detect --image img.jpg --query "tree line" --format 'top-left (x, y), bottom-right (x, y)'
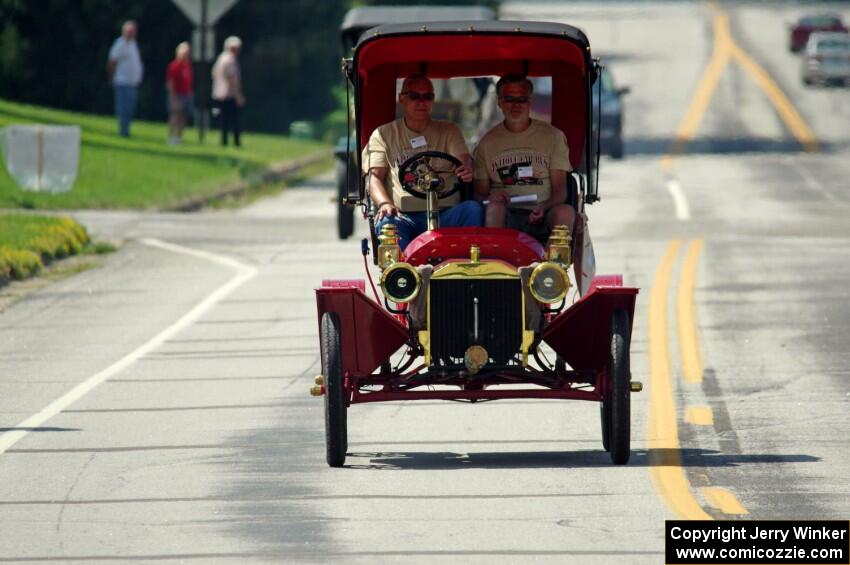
top-left (0, 0), bottom-right (495, 136)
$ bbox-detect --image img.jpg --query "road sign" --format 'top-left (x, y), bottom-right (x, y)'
top-left (191, 28), bottom-right (216, 62)
top-left (1, 125), bottom-right (81, 193)
top-left (171, 0), bottom-right (240, 142)
top-left (171, 0), bottom-right (239, 26)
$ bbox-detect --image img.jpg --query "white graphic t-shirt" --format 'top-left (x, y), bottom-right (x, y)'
top-left (473, 119), bottom-right (571, 209)
top-left (362, 118), bottom-right (468, 213)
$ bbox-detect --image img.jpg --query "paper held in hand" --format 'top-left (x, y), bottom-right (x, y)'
top-left (482, 194), bottom-right (538, 206)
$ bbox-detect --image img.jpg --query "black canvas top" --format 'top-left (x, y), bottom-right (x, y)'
top-left (340, 6), bottom-right (496, 48)
top-left (355, 19), bottom-right (590, 51)
top-left (341, 6), bottom-right (496, 32)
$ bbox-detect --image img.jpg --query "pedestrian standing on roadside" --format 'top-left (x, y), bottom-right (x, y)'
top-left (107, 20), bottom-right (144, 138)
top-left (211, 36), bottom-right (245, 147)
top-left (166, 41), bottom-right (194, 145)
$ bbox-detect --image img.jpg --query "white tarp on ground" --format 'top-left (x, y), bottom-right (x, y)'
top-left (1, 125), bottom-right (81, 193)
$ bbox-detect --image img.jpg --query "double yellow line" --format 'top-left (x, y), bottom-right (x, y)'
top-left (661, 2), bottom-right (818, 173)
top-left (648, 239), bottom-right (751, 518)
top-left (645, 1), bottom-right (821, 517)
top-left (647, 240), bottom-right (713, 519)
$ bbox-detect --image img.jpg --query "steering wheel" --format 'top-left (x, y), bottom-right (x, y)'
top-left (398, 151), bottom-right (466, 200)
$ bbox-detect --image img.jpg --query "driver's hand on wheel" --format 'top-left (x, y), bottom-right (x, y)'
top-left (375, 201), bottom-right (399, 222)
top-left (454, 162), bottom-right (473, 182)
top-left (529, 204), bottom-right (545, 224)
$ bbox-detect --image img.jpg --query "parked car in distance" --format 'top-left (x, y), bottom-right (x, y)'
top-left (789, 14), bottom-right (848, 53)
top-left (530, 65), bottom-right (629, 160)
top-left (593, 66), bottom-right (630, 160)
top-left (801, 32), bottom-right (850, 86)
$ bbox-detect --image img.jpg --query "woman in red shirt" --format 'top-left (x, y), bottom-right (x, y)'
top-left (166, 42), bottom-right (194, 144)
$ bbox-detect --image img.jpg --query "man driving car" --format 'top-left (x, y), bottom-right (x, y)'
top-left (363, 74), bottom-right (482, 250)
top-left (473, 74), bottom-right (575, 240)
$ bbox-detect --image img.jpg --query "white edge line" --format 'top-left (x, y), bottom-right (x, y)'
top-left (0, 239), bottom-right (258, 455)
top-left (797, 165), bottom-right (836, 203)
top-left (667, 178), bottom-right (691, 221)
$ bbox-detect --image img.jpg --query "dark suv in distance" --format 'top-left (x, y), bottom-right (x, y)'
top-left (592, 66), bottom-right (630, 160)
top-left (530, 65), bottom-right (629, 161)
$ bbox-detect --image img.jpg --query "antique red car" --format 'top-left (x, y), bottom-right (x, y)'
top-left (312, 20), bottom-right (640, 467)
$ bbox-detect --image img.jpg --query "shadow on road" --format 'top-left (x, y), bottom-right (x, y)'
top-left (622, 136), bottom-right (844, 158)
top-left (346, 447), bottom-right (819, 470)
top-left (0, 426), bottom-right (79, 432)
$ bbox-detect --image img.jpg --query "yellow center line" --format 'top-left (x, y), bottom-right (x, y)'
top-left (701, 486), bottom-right (749, 515)
top-left (685, 405), bottom-right (714, 426)
top-left (647, 240), bottom-right (712, 520)
top-left (652, 0), bottom-right (777, 522)
top-left (729, 44), bottom-right (820, 152)
top-left (663, 2), bottom-right (820, 173)
top-left (677, 239), bottom-right (705, 383)
top-left (660, 8), bottom-right (732, 173)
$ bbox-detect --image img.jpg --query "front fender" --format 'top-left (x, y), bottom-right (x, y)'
top-left (316, 282), bottom-right (409, 375)
top-left (541, 278), bottom-right (638, 373)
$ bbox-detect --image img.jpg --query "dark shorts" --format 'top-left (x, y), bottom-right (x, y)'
top-left (168, 93), bottom-right (194, 116)
top-left (506, 208), bottom-right (555, 242)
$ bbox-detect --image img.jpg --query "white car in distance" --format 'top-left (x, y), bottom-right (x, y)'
top-left (802, 31), bottom-right (850, 86)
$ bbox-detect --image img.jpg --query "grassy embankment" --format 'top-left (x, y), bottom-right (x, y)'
top-left (0, 98), bottom-right (331, 284)
top-left (0, 98), bottom-right (330, 210)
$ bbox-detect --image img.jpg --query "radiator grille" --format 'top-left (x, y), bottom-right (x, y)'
top-left (429, 278), bottom-right (523, 366)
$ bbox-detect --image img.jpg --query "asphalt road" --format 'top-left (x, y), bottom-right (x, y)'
top-left (1, 2), bottom-right (848, 563)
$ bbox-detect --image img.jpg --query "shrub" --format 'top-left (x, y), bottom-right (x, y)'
top-left (0, 214), bottom-right (91, 280)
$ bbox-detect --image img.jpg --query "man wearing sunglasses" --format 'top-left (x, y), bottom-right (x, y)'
top-left (473, 74), bottom-right (575, 241)
top-left (363, 74), bottom-right (482, 250)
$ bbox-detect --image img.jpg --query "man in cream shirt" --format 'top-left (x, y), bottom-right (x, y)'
top-left (473, 74), bottom-right (575, 240)
top-left (363, 74), bottom-right (482, 250)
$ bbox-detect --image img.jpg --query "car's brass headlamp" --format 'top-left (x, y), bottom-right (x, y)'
top-left (377, 224), bottom-right (401, 269)
top-left (529, 261), bottom-right (570, 304)
top-left (380, 262), bottom-right (421, 303)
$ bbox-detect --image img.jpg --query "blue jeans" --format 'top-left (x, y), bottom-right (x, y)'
top-left (374, 200), bottom-right (483, 250)
top-left (114, 84), bottom-right (139, 137)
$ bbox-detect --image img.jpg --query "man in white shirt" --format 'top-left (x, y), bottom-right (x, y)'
top-left (211, 36), bottom-right (245, 147)
top-left (107, 21), bottom-right (143, 137)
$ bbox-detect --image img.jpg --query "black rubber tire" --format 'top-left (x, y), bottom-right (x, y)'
top-left (606, 309), bottom-right (631, 464)
top-left (336, 160), bottom-right (354, 240)
top-left (321, 312), bottom-right (347, 467)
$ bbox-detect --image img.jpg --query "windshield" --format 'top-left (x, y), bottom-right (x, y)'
top-left (815, 38), bottom-right (850, 50)
top-left (800, 15), bottom-right (841, 27)
top-left (395, 77), bottom-right (498, 144)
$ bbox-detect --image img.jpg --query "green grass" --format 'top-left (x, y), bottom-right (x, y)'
top-left (207, 155), bottom-right (335, 209)
top-left (0, 98), bottom-right (329, 210)
top-left (0, 213), bottom-right (91, 280)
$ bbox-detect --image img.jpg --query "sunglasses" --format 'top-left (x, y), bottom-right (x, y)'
top-left (402, 91), bottom-right (436, 101)
top-left (501, 95), bottom-right (530, 104)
